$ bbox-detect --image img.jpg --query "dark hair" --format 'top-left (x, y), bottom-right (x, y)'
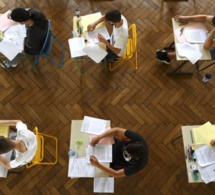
top-left (105, 9), bottom-right (121, 23)
top-left (11, 8), bottom-right (48, 29)
top-left (125, 142), bottom-right (146, 159)
top-left (0, 136), bottom-right (15, 154)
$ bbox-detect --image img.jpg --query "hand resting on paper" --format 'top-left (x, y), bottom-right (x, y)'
top-left (210, 139), bottom-right (215, 146)
top-left (90, 136), bottom-right (100, 146)
top-left (174, 15), bottom-right (189, 26)
top-left (90, 156), bottom-right (99, 166)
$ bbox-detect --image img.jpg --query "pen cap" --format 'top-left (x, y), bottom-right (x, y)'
top-left (75, 9), bottom-right (80, 19)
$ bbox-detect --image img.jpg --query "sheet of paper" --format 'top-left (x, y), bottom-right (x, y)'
top-left (86, 145), bottom-right (112, 163)
top-left (195, 145), bottom-right (215, 167)
top-left (93, 177), bottom-right (114, 193)
top-left (82, 43), bottom-right (107, 63)
top-left (176, 42), bottom-right (202, 64)
top-left (198, 163), bottom-right (215, 184)
top-left (68, 157), bottom-right (95, 178)
top-left (192, 122), bottom-right (215, 146)
top-left (4, 24), bottom-right (26, 39)
top-left (185, 29), bottom-right (207, 43)
top-left (0, 39), bottom-right (22, 60)
top-left (0, 10), bottom-right (15, 32)
top-left (0, 151), bottom-right (12, 178)
top-left (81, 116), bottom-right (107, 135)
top-left (86, 26), bottom-right (110, 44)
top-left (68, 37), bottom-right (86, 58)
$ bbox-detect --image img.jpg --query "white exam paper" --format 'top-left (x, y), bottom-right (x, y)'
top-left (68, 37), bottom-right (86, 58)
top-left (198, 163), bottom-right (215, 184)
top-left (81, 116), bottom-right (107, 135)
top-left (93, 177), bottom-right (114, 193)
top-left (4, 24), bottom-right (26, 40)
top-left (185, 29), bottom-right (207, 43)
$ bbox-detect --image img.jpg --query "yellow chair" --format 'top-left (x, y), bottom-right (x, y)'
top-left (109, 23), bottom-right (137, 71)
top-left (26, 127), bottom-right (58, 169)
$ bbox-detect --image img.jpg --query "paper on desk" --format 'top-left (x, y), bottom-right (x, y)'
top-left (192, 122), bottom-right (215, 147)
top-left (185, 29), bottom-right (207, 43)
top-left (195, 145), bottom-right (215, 167)
top-left (68, 157), bottom-right (95, 178)
top-left (81, 116), bottom-right (107, 135)
top-left (86, 26), bottom-right (110, 44)
top-left (0, 151), bottom-right (12, 178)
top-left (0, 10), bottom-right (15, 32)
top-left (82, 43), bottom-right (107, 63)
top-left (198, 163), bottom-right (215, 184)
top-left (176, 42), bottom-right (202, 64)
top-left (4, 24), bottom-right (26, 39)
top-left (94, 177), bottom-right (114, 193)
top-left (0, 39), bottom-right (22, 60)
top-left (68, 37), bottom-right (86, 58)
top-left (86, 145), bottom-right (112, 163)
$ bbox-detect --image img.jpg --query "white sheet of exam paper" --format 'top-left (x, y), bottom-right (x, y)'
top-left (198, 163), bottom-right (215, 184)
top-left (4, 24), bottom-right (26, 39)
top-left (0, 151), bottom-right (12, 178)
top-left (185, 29), bottom-right (207, 43)
top-left (86, 26), bottom-right (110, 44)
top-left (94, 177), bottom-right (114, 193)
top-left (0, 39), bottom-right (22, 60)
top-left (68, 157), bottom-right (95, 178)
top-left (195, 145), bottom-right (215, 167)
top-left (0, 10), bottom-right (15, 32)
top-left (68, 37), bottom-right (86, 58)
top-left (86, 145), bottom-right (112, 163)
top-left (176, 42), bottom-right (202, 64)
top-left (81, 116), bottom-right (107, 135)
top-left (82, 43), bottom-right (107, 63)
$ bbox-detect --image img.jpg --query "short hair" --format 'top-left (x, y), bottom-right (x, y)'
top-left (125, 142), bottom-right (146, 159)
top-left (0, 136), bottom-right (15, 154)
top-left (105, 9), bottom-right (121, 23)
top-left (11, 8), bottom-right (30, 22)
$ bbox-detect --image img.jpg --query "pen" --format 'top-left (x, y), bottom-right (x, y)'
top-left (180, 27), bottom-right (184, 36)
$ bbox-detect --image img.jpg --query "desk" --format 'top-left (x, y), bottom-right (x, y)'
top-left (70, 120), bottom-right (110, 177)
top-left (166, 19), bottom-right (211, 76)
top-left (0, 125), bottom-right (11, 178)
top-left (71, 12), bottom-right (107, 75)
top-left (182, 125), bottom-right (205, 183)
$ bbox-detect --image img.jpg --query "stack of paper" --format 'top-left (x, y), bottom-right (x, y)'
top-left (68, 37), bottom-right (86, 58)
top-left (93, 177), bottom-right (114, 193)
top-left (185, 29), bottom-right (207, 43)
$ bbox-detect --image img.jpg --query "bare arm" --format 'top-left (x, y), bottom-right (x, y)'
top-left (0, 155), bottom-right (12, 169)
top-left (204, 28), bottom-right (215, 49)
top-left (210, 139), bottom-right (215, 146)
top-left (90, 156), bottom-right (126, 178)
top-left (91, 127), bottom-right (126, 146)
top-left (0, 120), bottom-right (21, 126)
top-left (174, 15), bottom-right (214, 25)
top-left (87, 15), bottom-right (105, 31)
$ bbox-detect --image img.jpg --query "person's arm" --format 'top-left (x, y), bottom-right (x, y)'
top-left (91, 127), bottom-right (126, 146)
top-left (210, 139), bottom-right (215, 146)
top-left (174, 15), bottom-right (214, 25)
top-left (0, 155), bottom-right (12, 169)
top-left (87, 15), bottom-right (105, 31)
top-left (204, 28), bottom-right (215, 49)
top-left (90, 156), bottom-right (126, 178)
top-left (0, 120), bottom-right (21, 126)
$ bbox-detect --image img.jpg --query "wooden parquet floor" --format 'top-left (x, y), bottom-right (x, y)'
top-left (1, 0), bottom-right (215, 194)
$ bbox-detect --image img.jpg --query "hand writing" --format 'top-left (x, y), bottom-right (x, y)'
top-left (90, 156), bottom-right (99, 166)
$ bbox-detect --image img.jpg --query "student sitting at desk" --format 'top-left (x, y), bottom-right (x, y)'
top-left (156, 15), bottom-right (215, 64)
top-left (90, 127), bottom-right (148, 178)
top-left (87, 9), bottom-right (128, 63)
top-left (0, 120), bottom-right (37, 169)
top-left (1, 8), bottom-right (49, 68)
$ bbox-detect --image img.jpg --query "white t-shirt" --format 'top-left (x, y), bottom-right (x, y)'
top-left (10, 121), bottom-right (37, 168)
top-left (110, 15), bottom-right (128, 57)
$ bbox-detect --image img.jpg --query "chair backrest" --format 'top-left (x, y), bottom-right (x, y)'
top-left (126, 24), bottom-right (137, 59)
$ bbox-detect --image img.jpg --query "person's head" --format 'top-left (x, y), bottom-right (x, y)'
top-left (10, 8), bottom-right (47, 28)
top-left (125, 142), bottom-right (146, 159)
top-left (105, 9), bottom-right (121, 25)
top-left (0, 136), bottom-right (15, 154)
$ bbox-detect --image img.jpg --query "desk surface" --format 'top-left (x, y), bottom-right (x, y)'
top-left (182, 125), bottom-right (204, 183)
top-left (172, 19), bottom-right (211, 61)
top-left (70, 120), bottom-right (110, 177)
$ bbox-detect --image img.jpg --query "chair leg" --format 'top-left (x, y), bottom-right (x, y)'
top-left (75, 58), bottom-right (82, 75)
top-left (25, 55), bottom-right (38, 73)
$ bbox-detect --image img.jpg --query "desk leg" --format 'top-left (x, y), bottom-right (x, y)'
top-left (171, 135), bottom-right (182, 145)
top-left (75, 58), bottom-right (82, 76)
top-left (103, 57), bottom-right (108, 75)
top-left (176, 172), bottom-right (187, 177)
top-left (163, 41), bottom-right (175, 50)
top-left (0, 59), bottom-right (12, 74)
top-left (198, 61), bottom-right (215, 72)
top-left (167, 61), bottom-right (193, 76)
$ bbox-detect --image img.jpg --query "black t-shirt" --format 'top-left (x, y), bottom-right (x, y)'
top-left (110, 129), bottom-right (148, 176)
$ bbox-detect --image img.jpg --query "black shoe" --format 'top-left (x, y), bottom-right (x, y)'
top-left (156, 49), bottom-right (168, 58)
top-left (156, 56), bottom-right (171, 64)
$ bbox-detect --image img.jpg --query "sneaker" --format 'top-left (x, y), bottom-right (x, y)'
top-left (156, 56), bottom-right (171, 64)
top-left (0, 60), bottom-right (17, 68)
top-left (156, 49), bottom-right (168, 58)
top-left (0, 61), bottom-right (10, 68)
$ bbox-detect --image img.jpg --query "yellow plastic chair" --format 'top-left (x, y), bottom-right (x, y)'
top-left (109, 23), bottom-right (137, 71)
top-left (26, 127), bottom-right (58, 169)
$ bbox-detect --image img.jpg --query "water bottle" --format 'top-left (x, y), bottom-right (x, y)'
top-left (202, 73), bottom-right (212, 82)
top-left (68, 150), bottom-right (78, 158)
top-left (75, 9), bottom-right (80, 20)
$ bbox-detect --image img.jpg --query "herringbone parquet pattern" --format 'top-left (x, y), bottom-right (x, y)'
top-left (1, 0), bottom-right (215, 194)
